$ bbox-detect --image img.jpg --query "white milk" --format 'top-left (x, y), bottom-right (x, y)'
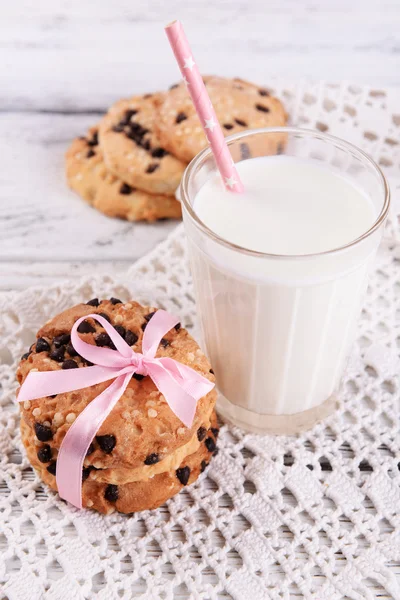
top-left (187, 156), bottom-right (379, 432)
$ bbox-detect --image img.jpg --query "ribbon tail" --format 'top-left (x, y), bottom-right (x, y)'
top-left (147, 362), bottom-right (201, 428)
top-left (56, 372), bottom-right (131, 509)
top-left (160, 358), bottom-right (215, 400)
top-left (17, 365), bottom-right (125, 402)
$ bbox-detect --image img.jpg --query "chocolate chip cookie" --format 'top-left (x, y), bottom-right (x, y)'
top-left (17, 299), bottom-right (217, 514)
top-left (98, 94), bottom-right (187, 195)
top-left (155, 76), bottom-right (288, 163)
top-left (66, 127), bottom-right (182, 222)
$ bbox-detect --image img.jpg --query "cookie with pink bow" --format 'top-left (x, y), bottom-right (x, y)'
top-left (17, 299), bottom-right (217, 514)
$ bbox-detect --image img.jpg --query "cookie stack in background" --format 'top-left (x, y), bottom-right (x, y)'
top-left (65, 76), bottom-right (287, 222)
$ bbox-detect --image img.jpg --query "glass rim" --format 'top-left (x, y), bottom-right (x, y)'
top-left (180, 126), bottom-right (391, 260)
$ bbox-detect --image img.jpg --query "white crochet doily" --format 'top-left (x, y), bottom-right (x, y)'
top-left (1, 81), bottom-right (400, 600)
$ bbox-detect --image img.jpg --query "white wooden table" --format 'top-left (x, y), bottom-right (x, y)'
top-left (1, 0), bottom-right (400, 291)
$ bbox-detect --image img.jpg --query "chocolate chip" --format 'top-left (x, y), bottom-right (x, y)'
top-left (175, 112), bottom-right (187, 124)
top-left (211, 428), bottom-right (219, 438)
top-left (49, 346), bottom-right (65, 362)
top-left (112, 124), bottom-right (125, 133)
top-left (96, 434), bottom-right (116, 454)
top-left (54, 333), bottom-right (70, 348)
top-left (50, 394), bottom-right (57, 399)
top-left (113, 325), bottom-right (126, 338)
top-left (82, 465), bottom-right (95, 481)
top-left (205, 437), bottom-right (216, 453)
top-left (141, 322), bottom-right (147, 331)
top-left (176, 466), bottom-right (190, 486)
top-left (86, 148), bottom-right (95, 158)
top-left (37, 444), bottom-right (52, 463)
top-left (200, 460), bottom-right (209, 473)
top-left (197, 427), bottom-right (207, 442)
top-left (36, 338), bottom-right (50, 353)
top-left (110, 297), bottom-right (122, 305)
top-left (223, 123), bottom-right (234, 130)
top-left (174, 323), bottom-right (181, 331)
top-left (234, 118), bottom-right (247, 127)
top-left (144, 453), bottom-right (159, 465)
top-left (151, 147), bottom-right (168, 158)
top-left (141, 139), bottom-right (151, 151)
top-left (146, 163), bottom-right (159, 174)
top-left (258, 89), bottom-right (270, 97)
top-left (240, 142), bottom-right (251, 160)
top-left (255, 103), bottom-right (270, 113)
top-left (132, 373), bottom-right (145, 381)
top-left (34, 422), bottom-right (53, 442)
top-left (98, 312), bottom-right (111, 323)
top-left (62, 359), bottom-right (79, 370)
top-left (144, 311), bottom-right (156, 322)
top-left (209, 369), bottom-right (214, 374)
top-left (143, 93), bottom-right (153, 99)
top-left (66, 343), bottom-right (78, 357)
top-left (47, 461), bottom-right (57, 475)
top-left (213, 447), bottom-right (219, 456)
top-left (77, 320), bottom-right (96, 334)
top-left (120, 109), bottom-right (138, 126)
top-left (169, 83), bottom-right (179, 90)
top-left (21, 351), bottom-right (31, 360)
top-left (104, 484), bottom-right (119, 502)
top-left (125, 330), bottom-right (138, 346)
top-left (119, 183), bottom-right (133, 195)
top-left (160, 338), bottom-right (169, 348)
top-left (87, 131), bottom-right (98, 146)
top-left (277, 143), bottom-right (284, 155)
top-left (86, 443), bottom-right (95, 456)
top-left (95, 333), bottom-right (115, 349)
top-left (86, 298), bottom-right (100, 307)
top-left (126, 121), bottom-right (148, 141)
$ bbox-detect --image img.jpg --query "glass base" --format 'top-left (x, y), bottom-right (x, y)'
top-left (217, 393), bottom-right (339, 435)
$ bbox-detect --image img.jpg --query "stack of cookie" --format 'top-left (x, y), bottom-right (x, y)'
top-left (66, 76), bottom-right (287, 222)
top-left (17, 299), bottom-right (217, 514)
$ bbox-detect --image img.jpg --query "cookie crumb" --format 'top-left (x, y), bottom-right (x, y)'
top-left (43, 421), bottom-right (51, 427)
top-left (23, 400), bottom-right (31, 410)
top-left (93, 460), bottom-right (104, 469)
top-left (187, 352), bottom-right (195, 362)
top-left (114, 315), bottom-right (123, 324)
top-left (32, 408), bottom-right (41, 417)
top-left (122, 410), bottom-right (130, 420)
top-left (146, 400), bottom-right (157, 407)
top-left (66, 413), bottom-right (76, 424)
top-left (86, 500), bottom-right (94, 508)
top-left (148, 408), bottom-right (158, 418)
top-left (177, 427), bottom-right (186, 435)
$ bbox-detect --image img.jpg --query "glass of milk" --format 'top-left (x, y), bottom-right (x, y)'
top-left (180, 128), bottom-right (390, 434)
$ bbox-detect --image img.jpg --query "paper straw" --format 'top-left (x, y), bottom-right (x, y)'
top-left (165, 20), bottom-right (244, 193)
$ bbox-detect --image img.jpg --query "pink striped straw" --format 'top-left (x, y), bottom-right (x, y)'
top-left (165, 20), bottom-right (244, 193)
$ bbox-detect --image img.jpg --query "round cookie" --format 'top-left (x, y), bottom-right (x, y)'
top-left (17, 299), bottom-right (218, 514)
top-left (21, 412), bottom-right (219, 514)
top-left (66, 127), bottom-right (182, 222)
top-left (98, 94), bottom-right (187, 195)
top-left (155, 76), bottom-right (288, 163)
top-left (17, 299), bottom-right (217, 473)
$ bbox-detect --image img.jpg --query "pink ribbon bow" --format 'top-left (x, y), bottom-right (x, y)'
top-left (18, 310), bottom-right (214, 509)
